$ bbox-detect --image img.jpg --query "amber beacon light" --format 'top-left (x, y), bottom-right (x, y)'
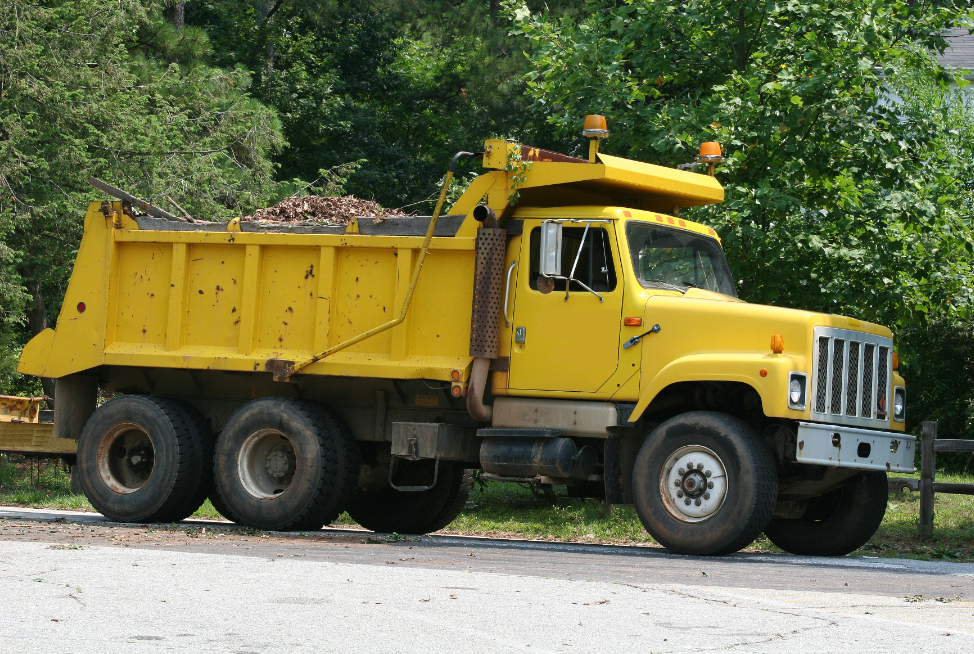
top-left (583, 115), bottom-right (609, 162)
top-left (698, 142), bottom-right (724, 176)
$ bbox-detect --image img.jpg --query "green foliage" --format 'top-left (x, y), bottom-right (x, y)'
top-left (887, 63), bottom-right (974, 453)
top-left (187, 0), bottom-right (580, 211)
top-left (505, 144), bottom-right (532, 204)
top-left (0, 0), bottom-right (283, 394)
top-left (508, 0), bottom-right (974, 329)
top-left (899, 319), bottom-right (974, 470)
top-left (267, 160), bottom-right (368, 205)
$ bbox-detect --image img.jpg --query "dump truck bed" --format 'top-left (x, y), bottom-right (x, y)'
top-left (19, 207), bottom-right (479, 382)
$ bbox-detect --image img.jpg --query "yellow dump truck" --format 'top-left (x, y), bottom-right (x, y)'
top-left (15, 117), bottom-right (912, 555)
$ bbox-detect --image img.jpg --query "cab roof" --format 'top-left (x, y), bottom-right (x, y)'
top-left (510, 206), bottom-right (721, 242)
top-left (483, 140), bottom-right (724, 213)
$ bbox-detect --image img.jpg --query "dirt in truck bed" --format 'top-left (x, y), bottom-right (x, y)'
top-left (239, 195), bottom-right (409, 224)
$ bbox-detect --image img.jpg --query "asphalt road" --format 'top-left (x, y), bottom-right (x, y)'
top-left (1, 506), bottom-right (973, 653)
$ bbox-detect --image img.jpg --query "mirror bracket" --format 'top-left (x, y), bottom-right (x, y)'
top-left (538, 219), bottom-right (610, 303)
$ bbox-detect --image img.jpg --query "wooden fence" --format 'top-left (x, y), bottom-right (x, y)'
top-left (888, 421), bottom-right (974, 536)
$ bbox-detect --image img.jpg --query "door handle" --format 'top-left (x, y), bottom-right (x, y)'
top-left (503, 260), bottom-right (518, 327)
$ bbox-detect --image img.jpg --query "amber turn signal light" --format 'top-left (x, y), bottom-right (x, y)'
top-left (624, 317), bottom-right (643, 327)
top-left (451, 384), bottom-right (463, 397)
top-left (892, 353), bottom-right (899, 370)
top-left (450, 369), bottom-right (461, 381)
top-left (771, 334), bottom-right (784, 354)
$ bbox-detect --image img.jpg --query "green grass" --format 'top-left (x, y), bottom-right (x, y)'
top-left (0, 456), bottom-right (91, 511)
top-left (3, 454), bottom-right (972, 560)
top-left (861, 471), bottom-right (974, 561)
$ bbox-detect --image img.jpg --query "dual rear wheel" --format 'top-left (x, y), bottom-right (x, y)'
top-left (78, 395), bottom-right (359, 531)
top-left (76, 394), bottom-right (468, 535)
top-left (210, 397), bottom-right (359, 531)
top-left (76, 395), bottom-right (213, 524)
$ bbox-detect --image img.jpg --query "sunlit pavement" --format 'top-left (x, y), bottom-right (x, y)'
top-left (1, 506), bottom-right (972, 653)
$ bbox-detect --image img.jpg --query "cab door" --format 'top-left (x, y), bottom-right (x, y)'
top-left (508, 220), bottom-right (623, 393)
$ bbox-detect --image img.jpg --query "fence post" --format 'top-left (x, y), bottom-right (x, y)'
top-left (919, 420), bottom-right (937, 537)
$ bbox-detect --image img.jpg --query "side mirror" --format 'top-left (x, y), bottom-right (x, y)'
top-left (539, 222), bottom-right (562, 277)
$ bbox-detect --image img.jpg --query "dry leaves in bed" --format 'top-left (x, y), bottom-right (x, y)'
top-left (240, 195), bottom-right (408, 224)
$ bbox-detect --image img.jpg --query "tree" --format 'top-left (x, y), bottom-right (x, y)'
top-left (187, 0), bottom-right (584, 210)
top-left (0, 0), bottom-right (283, 398)
top-left (508, 0), bottom-right (974, 329)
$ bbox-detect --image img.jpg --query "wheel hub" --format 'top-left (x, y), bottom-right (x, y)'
top-left (237, 429), bottom-right (297, 499)
top-left (265, 444), bottom-right (296, 483)
top-left (127, 445), bottom-right (154, 474)
top-left (681, 469), bottom-right (707, 498)
top-left (97, 425), bottom-right (155, 494)
top-left (660, 445), bottom-right (728, 523)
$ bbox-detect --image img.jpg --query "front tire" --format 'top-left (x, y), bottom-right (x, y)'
top-left (77, 395), bottom-right (213, 523)
top-left (632, 411), bottom-right (778, 556)
top-left (764, 471), bottom-right (888, 556)
top-left (346, 460), bottom-right (472, 534)
top-left (213, 398), bottom-right (359, 531)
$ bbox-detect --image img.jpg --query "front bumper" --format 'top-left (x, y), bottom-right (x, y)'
top-left (795, 422), bottom-right (916, 473)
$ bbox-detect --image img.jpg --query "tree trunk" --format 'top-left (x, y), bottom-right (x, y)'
top-left (26, 278), bottom-right (55, 407)
top-left (164, 1), bottom-right (185, 30)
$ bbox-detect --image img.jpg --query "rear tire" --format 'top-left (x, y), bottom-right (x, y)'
top-left (764, 471), bottom-right (888, 556)
top-left (77, 395), bottom-right (212, 523)
top-left (346, 460), bottom-right (472, 534)
top-left (213, 398), bottom-right (359, 531)
top-left (632, 411), bottom-right (777, 556)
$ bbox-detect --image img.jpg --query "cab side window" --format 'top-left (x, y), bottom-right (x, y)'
top-left (529, 226), bottom-right (617, 292)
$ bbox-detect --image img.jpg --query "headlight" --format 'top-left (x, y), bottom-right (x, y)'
top-left (893, 386), bottom-right (905, 422)
top-left (788, 372), bottom-right (807, 410)
top-left (790, 380), bottom-right (801, 403)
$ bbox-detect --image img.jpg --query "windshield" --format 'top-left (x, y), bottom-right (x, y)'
top-left (626, 222), bottom-right (736, 297)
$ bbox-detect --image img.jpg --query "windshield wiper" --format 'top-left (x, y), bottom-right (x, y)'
top-left (682, 280), bottom-right (702, 289)
top-left (644, 279), bottom-right (686, 293)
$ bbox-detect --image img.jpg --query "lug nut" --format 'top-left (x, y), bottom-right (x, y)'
top-left (704, 492), bottom-right (711, 500)
top-left (684, 498), bottom-right (691, 505)
top-left (697, 463), bottom-right (704, 469)
top-left (678, 468), bottom-right (685, 475)
top-left (674, 480), bottom-right (681, 487)
top-left (695, 499), bottom-right (701, 506)
top-left (705, 470), bottom-right (712, 477)
top-left (677, 490), bottom-right (683, 498)
top-left (707, 481), bottom-right (714, 489)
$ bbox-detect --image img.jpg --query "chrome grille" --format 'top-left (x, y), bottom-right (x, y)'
top-left (877, 346), bottom-right (889, 418)
top-left (830, 339), bottom-right (844, 414)
top-left (815, 337), bottom-right (829, 413)
top-left (846, 341), bottom-right (859, 417)
top-left (811, 327), bottom-right (893, 428)
top-left (861, 344), bottom-right (874, 418)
